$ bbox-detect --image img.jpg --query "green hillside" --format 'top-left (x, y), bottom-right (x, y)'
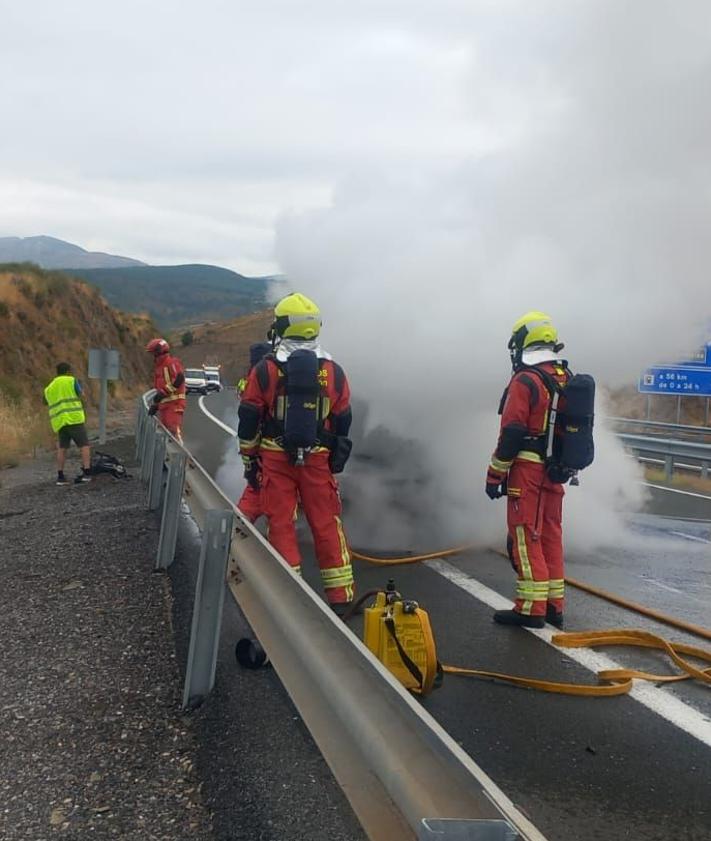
top-left (67, 264), bottom-right (273, 329)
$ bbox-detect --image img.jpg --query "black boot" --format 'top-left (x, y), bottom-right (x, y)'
top-left (493, 610), bottom-right (544, 628)
top-left (331, 601), bottom-right (353, 620)
top-left (546, 605), bottom-right (564, 628)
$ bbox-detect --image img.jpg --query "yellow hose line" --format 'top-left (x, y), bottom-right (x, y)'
top-left (563, 576), bottom-right (711, 644)
top-left (351, 544), bottom-right (711, 643)
top-left (443, 628), bottom-right (711, 696)
top-left (350, 545), bottom-right (474, 565)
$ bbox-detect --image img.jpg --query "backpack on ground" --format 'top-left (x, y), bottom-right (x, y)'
top-left (91, 451), bottom-right (130, 479)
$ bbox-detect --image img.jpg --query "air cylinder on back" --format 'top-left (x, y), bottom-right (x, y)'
top-left (284, 349), bottom-right (320, 451)
top-left (560, 373), bottom-right (595, 470)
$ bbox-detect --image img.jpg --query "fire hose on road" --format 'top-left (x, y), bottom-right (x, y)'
top-left (350, 546), bottom-right (711, 696)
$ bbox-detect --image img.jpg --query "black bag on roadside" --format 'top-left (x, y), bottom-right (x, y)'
top-left (91, 451), bottom-right (130, 479)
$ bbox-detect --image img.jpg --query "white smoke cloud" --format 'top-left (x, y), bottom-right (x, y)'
top-left (274, 1), bottom-right (711, 552)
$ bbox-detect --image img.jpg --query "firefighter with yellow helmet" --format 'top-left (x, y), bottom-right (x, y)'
top-left (486, 311), bottom-right (570, 629)
top-left (237, 293), bottom-right (355, 615)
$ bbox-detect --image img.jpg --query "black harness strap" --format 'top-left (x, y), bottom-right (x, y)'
top-left (384, 617), bottom-right (425, 690)
top-left (384, 616), bottom-right (444, 692)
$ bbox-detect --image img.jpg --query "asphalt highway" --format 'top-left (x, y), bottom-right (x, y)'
top-left (181, 391), bottom-right (711, 841)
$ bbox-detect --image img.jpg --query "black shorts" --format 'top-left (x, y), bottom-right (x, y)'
top-left (58, 423), bottom-right (89, 449)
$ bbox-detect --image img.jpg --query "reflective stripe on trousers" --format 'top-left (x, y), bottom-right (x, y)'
top-left (259, 450), bottom-right (354, 605)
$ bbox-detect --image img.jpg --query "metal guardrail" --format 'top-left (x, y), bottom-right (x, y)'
top-left (134, 395), bottom-right (547, 841)
top-left (617, 432), bottom-right (711, 480)
top-left (610, 416), bottom-right (711, 438)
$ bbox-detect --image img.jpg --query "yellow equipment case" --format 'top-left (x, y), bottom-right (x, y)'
top-left (363, 580), bottom-right (442, 696)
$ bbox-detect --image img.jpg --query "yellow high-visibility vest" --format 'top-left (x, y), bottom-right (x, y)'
top-left (44, 375), bottom-right (85, 433)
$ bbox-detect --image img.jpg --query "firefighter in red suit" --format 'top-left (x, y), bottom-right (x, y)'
top-left (236, 341), bottom-right (272, 523)
top-left (237, 293), bottom-right (354, 615)
top-left (486, 311), bottom-right (569, 629)
top-left (145, 338), bottom-right (186, 442)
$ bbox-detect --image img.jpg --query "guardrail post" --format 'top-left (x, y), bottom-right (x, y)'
top-left (419, 819), bottom-right (518, 840)
top-left (135, 398), bottom-right (147, 461)
top-left (147, 429), bottom-right (167, 511)
top-left (155, 451), bottom-right (187, 570)
top-left (701, 461), bottom-right (709, 480)
top-left (141, 418), bottom-right (156, 483)
top-left (182, 509), bottom-right (234, 709)
top-left (664, 454), bottom-right (673, 482)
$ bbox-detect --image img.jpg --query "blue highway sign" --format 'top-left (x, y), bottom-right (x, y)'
top-left (669, 343), bottom-right (711, 367)
top-left (639, 365), bottom-right (711, 396)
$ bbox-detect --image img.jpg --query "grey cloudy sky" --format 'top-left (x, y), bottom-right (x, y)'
top-left (0, 0), bottom-right (617, 274)
top-left (6, 1), bottom-right (711, 546)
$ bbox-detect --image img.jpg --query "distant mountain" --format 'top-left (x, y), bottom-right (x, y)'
top-left (0, 236), bottom-right (145, 269)
top-left (68, 264), bottom-right (276, 329)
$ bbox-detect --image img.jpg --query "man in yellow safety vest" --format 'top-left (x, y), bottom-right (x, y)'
top-left (44, 362), bottom-right (92, 485)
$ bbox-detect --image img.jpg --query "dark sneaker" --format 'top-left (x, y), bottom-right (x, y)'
top-left (74, 473), bottom-right (92, 484)
top-left (56, 474), bottom-right (70, 486)
top-left (546, 605), bottom-right (564, 628)
top-left (331, 601), bottom-right (353, 619)
top-left (493, 609), bottom-right (545, 628)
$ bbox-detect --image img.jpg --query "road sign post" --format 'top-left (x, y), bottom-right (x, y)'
top-left (89, 349), bottom-right (120, 444)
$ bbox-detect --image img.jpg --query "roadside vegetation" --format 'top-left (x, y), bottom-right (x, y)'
top-left (67, 264), bottom-right (272, 329)
top-left (0, 393), bottom-right (53, 468)
top-left (0, 263), bottom-right (157, 469)
top-left (644, 465), bottom-right (711, 495)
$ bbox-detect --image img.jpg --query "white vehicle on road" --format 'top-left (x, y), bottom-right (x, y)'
top-left (185, 368), bottom-right (208, 395)
top-left (203, 366), bottom-right (223, 393)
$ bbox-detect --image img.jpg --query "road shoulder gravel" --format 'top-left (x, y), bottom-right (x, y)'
top-left (0, 437), bottom-right (213, 840)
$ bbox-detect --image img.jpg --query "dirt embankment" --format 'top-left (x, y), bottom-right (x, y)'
top-left (174, 310), bottom-right (273, 387)
top-left (0, 264), bottom-right (158, 466)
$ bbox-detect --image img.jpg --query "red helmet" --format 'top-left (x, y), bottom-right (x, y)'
top-left (145, 338), bottom-right (170, 355)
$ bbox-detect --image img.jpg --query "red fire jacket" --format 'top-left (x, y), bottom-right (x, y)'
top-left (238, 356), bottom-right (351, 457)
top-left (490, 361), bottom-right (569, 477)
top-left (153, 354), bottom-right (186, 407)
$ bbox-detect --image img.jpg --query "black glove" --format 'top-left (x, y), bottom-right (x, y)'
top-left (328, 436), bottom-right (352, 474)
top-left (485, 469), bottom-right (507, 500)
top-left (242, 456), bottom-right (260, 491)
top-left (147, 404), bottom-right (158, 417)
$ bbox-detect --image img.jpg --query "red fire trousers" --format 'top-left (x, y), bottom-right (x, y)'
top-left (506, 461), bottom-right (565, 616)
top-left (236, 485), bottom-right (263, 523)
top-left (259, 450), bottom-right (353, 605)
top-left (158, 403), bottom-right (184, 442)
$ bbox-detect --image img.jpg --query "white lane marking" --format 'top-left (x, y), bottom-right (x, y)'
top-left (198, 395), bottom-right (238, 438)
top-left (426, 559), bottom-right (711, 750)
top-left (647, 579), bottom-right (685, 596)
top-left (669, 530), bottom-right (711, 544)
top-left (643, 482), bottom-right (711, 500)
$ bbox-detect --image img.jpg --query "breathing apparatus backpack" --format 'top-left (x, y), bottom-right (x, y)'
top-left (281, 349), bottom-right (321, 463)
top-left (257, 349), bottom-right (352, 471)
top-left (529, 366), bottom-right (596, 484)
top-left (363, 580), bottom-right (442, 696)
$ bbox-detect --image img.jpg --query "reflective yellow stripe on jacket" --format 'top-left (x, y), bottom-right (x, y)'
top-left (44, 375), bottom-right (85, 433)
top-left (515, 450), bottom-right (545, 465)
